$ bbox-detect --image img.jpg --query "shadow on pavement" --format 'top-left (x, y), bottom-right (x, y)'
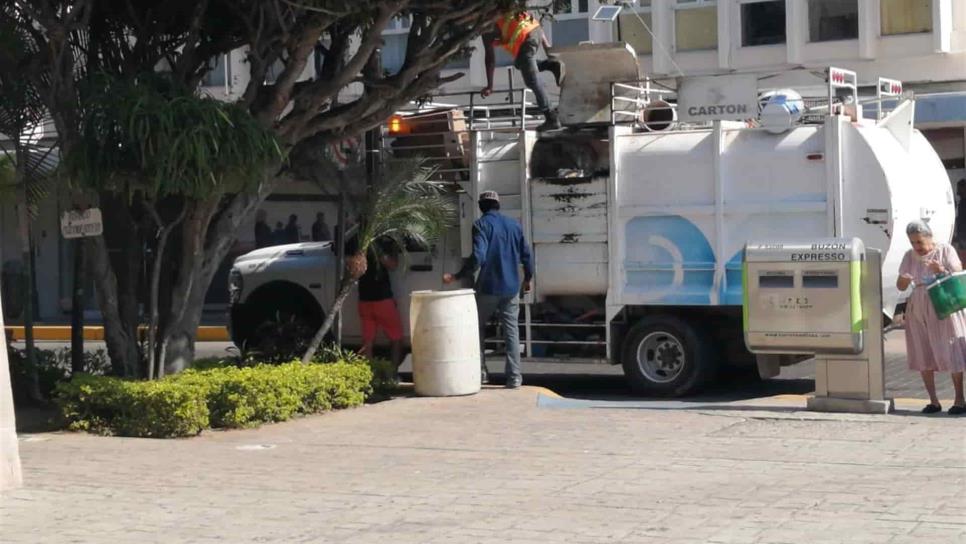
top-left (14, 405), bottom-right (62, 433)
top-left (397, 368), bottom-right (816, 404)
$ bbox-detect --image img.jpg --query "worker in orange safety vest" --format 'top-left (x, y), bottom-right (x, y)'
top-left (482, 11), bottom-right (565, 132)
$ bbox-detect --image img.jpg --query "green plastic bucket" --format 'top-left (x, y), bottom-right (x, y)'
top-left (927, 271), bottom-right (966, 320)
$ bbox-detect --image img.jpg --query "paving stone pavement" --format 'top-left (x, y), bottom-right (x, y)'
top-left (2, 387), bottom-right (965, 544)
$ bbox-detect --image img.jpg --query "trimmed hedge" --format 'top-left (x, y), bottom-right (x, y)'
top-left (54, 361), bottom-right (373, 438)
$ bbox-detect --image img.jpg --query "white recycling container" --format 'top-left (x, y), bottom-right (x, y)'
top-left (410, 289), bottom-right (481, 396)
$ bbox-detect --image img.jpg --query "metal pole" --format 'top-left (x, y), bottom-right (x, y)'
top-left (469, 91), bottom-right (475, 131)
top-left (365, 127), bottom-right (381, 187)
top-left (70, 239), bottom-right (84, 374)
top-left (335, 171), bottom-right (346, 347)
top-left (14, 154), bottom-right (35, 376)
top-left (520, 89), bottom-right (527, 128)
top-left (507, 67), bottom-right (517, 128)
top-left (827, 68), bottom-right (834, 116)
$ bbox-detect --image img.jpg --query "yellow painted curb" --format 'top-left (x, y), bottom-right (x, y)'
top-left (523, 385), bottom-right (563, 399)
top-left (5, 325), bottom-right (230, 342)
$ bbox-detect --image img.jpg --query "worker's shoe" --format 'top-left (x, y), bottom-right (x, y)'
top-left (481, 365), bottom-right (491, 385)
top-left (536, 110), bottom-right (561, 132)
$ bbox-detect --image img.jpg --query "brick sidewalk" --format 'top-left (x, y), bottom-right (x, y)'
top-left (2, 388), bottom-right (965, 543)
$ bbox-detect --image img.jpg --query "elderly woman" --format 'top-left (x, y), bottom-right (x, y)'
top-left (897, 220), bottom-right (966, 414)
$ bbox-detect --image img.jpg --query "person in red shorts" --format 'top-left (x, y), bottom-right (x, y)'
top-left (357, 247), bottom-right (403, 370)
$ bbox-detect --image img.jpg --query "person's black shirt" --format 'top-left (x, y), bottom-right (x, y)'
top-left (358, 254), bottom-right (394, 302)
top-left (255, 221), bottom-right (272, 248)
top-left (312, 220), bottom-right (331, 241)
top-left (284, 223), bottom-right (300, 244)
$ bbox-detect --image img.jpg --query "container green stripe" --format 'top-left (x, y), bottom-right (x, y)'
top-left (742, 264), bottom-right (749, 332)
top-left (850, 260), bottom-right (863, 333)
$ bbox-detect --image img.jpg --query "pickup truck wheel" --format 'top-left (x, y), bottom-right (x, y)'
top-left (621, 315), bottom-right (716, 397)
top-left (248, 310), bottom-right (321, 363)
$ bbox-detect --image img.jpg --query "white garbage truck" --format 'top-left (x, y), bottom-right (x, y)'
top-left (228, 44), bottom-right (954, 396)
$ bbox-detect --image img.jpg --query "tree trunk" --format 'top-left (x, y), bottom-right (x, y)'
top-left (145, 205), bottom-right (186, 380)
top-left (301, 276), bottom-right (358, 364)
top-left (159, 283), bottom-right (207, 375)
top-left (86, 236), bottom-right (138, 376)
top-left (116, 205), bottom-right (143, 377)
top-left (159, 183), bottom-right (276, 374)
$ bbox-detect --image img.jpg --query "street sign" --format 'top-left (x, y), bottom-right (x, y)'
top-left (677, 74), bottom-right (759, 123)
top-left (60, 208), bottom-right (103, 239)
top-left (327, 136), bottom-right (361, 170)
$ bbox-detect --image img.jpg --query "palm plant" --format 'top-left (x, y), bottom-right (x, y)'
top-left (301, 160), bottom-right (457, 364)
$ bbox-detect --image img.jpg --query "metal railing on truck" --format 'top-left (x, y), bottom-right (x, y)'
top-left (608, 67), bottom-right (907, 132)
top-left (380, 88), bottom-right (542, 184)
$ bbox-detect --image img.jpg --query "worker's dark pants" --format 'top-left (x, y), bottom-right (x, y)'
top-left (514, 31), bottom-right (552, 114)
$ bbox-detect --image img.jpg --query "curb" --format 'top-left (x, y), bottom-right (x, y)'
top-left (5, 326), bottom-right (230, 342)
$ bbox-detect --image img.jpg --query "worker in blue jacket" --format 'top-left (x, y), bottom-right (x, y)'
top-left (444, 190), bottom-right (533, 387)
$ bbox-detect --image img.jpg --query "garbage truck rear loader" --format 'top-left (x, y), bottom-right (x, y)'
top-left (467, 45), bottom-right (953, 396)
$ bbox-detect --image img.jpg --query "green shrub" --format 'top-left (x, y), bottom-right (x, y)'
top-left (192, 344), bottom-right (395, 404)
top-left (54, 360), bottom-right (374, 437)
top-left (54, 374), bottom-right (209, 437)
top-left (9, 347), bottom-right (110, 404)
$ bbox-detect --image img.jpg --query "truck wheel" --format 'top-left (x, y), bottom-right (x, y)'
top-left (249, 310), bottom-right (320, 363)
top-left (621, 315), bottom-right (716, 397)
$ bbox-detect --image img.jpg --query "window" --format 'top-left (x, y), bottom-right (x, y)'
top-left (675, 0), bottom-right (717, 52)
top-left (444, 52), bottom-right (471, 70)
top-left (881, 0), bottom-right (932, 35)
top-left (552, 18), bottom-right (590, 47)
top-left (381, 34), bottom-right (407, 74)
top-left (554, 0), bottom-right (590, 14)
top-left (741, 0), bottom-right (786, 46)
top-left (263, 58), bottom-right (285, 84)
top-left (808, 0), bottom-right (858, 42)
top-left (385, 16), bottom-right (411, 32)
top-left (202, 54), bottom-right (230, 87)
top-left (551, 0), bottom-right (591, 47)
top-left (381, 16), bottom-right (412, 75)
top-left (615, 2), bottom-right (653, 55)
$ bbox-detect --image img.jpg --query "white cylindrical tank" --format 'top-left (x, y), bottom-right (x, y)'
top-left (610, 110), bottom-right (954, 314)
top-left (758, 89), bottom-right (804, 134)
top-left (410, 289), bottom-right (481, 396)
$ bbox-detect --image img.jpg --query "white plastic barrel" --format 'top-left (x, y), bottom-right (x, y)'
top-left (410, 289), bottom-right (481, 396)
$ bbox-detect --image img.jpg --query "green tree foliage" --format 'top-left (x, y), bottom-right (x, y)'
top-left (67, 76), bottom-right (282, 198)
top-left (2, 0), bottom-right (525, 377)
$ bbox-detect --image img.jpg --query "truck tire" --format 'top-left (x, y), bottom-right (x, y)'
top-left (232, 282), bottom-right (324, 361)
top-left (621, 315), bottom-right (716, 397)
top-left (249, 310), bottom-right (319, 362)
